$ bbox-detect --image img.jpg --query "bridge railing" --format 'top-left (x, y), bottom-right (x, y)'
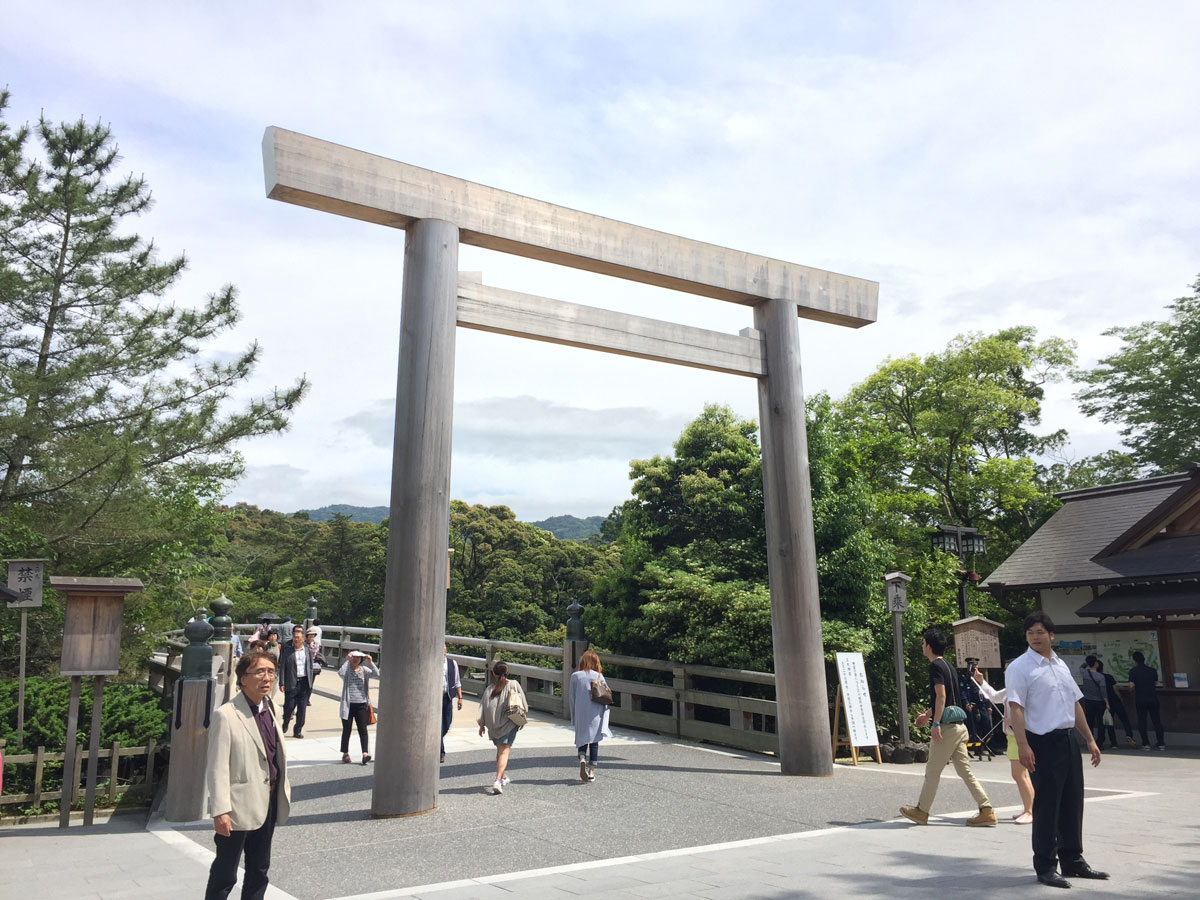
top-left (150, 626), bottom-right (779, 755)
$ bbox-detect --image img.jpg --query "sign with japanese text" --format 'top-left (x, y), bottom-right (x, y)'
top-left (6, 559), bottom-right (45, 609)
top-left (835, 651), bottom-right (879, 748)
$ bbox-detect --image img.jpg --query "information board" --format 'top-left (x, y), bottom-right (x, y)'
top-left (835, 651), bottom-right (879, 748)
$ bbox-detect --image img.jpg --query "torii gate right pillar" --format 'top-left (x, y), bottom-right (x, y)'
top-left (755, 298), bottom-right (833, 776)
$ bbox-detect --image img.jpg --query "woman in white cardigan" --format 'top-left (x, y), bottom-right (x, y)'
top-left (570, 650), bottom-right (611, 782)
top-left (338, 651), bottom-right (379, 764)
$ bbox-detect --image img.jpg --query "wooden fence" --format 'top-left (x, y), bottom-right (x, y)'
top-left (151, 626), bottom-right (781, 755)
top-left (0, 737), bottom-right (160, 811)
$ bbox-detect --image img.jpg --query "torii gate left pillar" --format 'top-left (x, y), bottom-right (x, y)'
top-left (373, 218), bottom-right (459, 816)
top-left (262, 126), bottom-right (879, 817)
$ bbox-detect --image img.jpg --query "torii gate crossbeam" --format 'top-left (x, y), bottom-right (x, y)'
top-left (262, 127), bottom-right (879, 818)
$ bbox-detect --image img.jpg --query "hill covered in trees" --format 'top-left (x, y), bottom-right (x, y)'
top-left (530, 514), bottom-right (604, 540)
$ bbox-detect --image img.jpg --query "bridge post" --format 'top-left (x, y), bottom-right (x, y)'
top-left (372, 218), bottom-right (459, 818)
top-left (754, 298), bottom-right (833, 777)
top-left (165, 615), bottom-right (217, 821)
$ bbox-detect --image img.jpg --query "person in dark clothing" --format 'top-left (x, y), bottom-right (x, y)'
top-left (1078, 655), bottom-right (1108, 746)
top-left (279, 625), bottom-right (314, 738)
top-left (1095, 660), bottom-right (1135, 749)
top-left (1127, 651), bottom-right (1165, 750)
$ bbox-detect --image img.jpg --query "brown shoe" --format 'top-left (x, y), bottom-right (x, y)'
top-left (900, 805), bottom-right (928, 825)
top-left (966, 806), bottom-right (997, 827)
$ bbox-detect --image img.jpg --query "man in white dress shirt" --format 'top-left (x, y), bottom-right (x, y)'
top-left (1005, 611), bottom-right (1108, 889)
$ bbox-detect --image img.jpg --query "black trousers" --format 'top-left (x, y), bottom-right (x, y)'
top-left (1081, 698), bottom-right (1106, 744)
top-left (205, 786), bottom-right (278, 900)
top-left (282, 676), bottom-right (311, 736)
top-left (1103, 693), bottom-right (1134, 744)
top-left (441, 693), bottom-right (454, 756)
top-left (1026, 728), bottom-right (1086, 875)
top-left (341, 701), bottom-right (370, 753)
top-left (1136, 698), bottom-right (1165, 747)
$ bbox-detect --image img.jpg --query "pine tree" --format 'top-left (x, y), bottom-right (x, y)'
top-left (0, 91), bottom-right (308, 554)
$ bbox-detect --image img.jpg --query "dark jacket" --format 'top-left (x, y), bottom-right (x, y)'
top-left (279, 641), bottom-right (315, 692)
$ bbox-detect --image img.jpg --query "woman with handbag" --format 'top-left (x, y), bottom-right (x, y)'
top-left (337, 650), bottom-right (378, 765)
top-left (477, 661), bottom-right (526, 794)
top-left (570, 649), bottom-right (612, 782)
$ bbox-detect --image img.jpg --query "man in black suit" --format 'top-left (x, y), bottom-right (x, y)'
top-left (279, 624), bottom-right (314, 738)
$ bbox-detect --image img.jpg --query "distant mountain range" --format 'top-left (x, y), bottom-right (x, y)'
top-left (293, 505), bottom-right (604, 540)
top-left (294, 504), bottom-right (390, 524)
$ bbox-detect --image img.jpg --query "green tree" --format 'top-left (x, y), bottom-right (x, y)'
top-left (837, 326), bottom-right (1076, 568)
top-left (1074, 277), bottom-right (1200, 473)
top-left (590, 403), bottom-right (892, 673)
top-left (0, 92), bottom-right (307, 558)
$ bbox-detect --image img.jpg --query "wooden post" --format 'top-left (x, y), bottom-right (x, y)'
top-left (372, 218), bottom-right (459, 819)
top-left (59, 676), bottom-right (82, 828)
top-left (893, 611), bottom-right (910, 746)
top-left (32, 745), bottom-right (44, 808)
top-left (144, 739), bottom-right (157, 796)
top-left (108, 740), bottom-right (121, 804)
top-left (84, 674), bottom-right (106, 826)
top-left (755, 298), bottom-right (833, 777)
top-left (17, 610), bottom-right (27, 749)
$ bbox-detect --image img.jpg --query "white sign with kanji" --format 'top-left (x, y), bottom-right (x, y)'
top-left (836, 651), bottom-right (880, 747)
top-left (7, 559), bottom-right (45, 609)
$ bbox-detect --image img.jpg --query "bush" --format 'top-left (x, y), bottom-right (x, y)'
top-left (1, 677), bottom-right (168, 813)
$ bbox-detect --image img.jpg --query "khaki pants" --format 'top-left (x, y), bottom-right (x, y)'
top-left (917, 722), bottom-right (990, 812)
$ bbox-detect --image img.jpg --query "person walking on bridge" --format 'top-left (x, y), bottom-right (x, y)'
top-left (441, 645), bottom-right (463, 763)
top-left (570, 649), bottom-right (611, 782)
top-left (205, 650), bottom-right (291, 900)
top-left (338, 650), bottom-right (378, 764)
top-left (477, 661), bottom-right (526, 794)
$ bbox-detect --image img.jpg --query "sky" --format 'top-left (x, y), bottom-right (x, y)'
top-left (4, 2), bottom-right (1199, 521)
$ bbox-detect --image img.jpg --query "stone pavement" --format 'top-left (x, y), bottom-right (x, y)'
top-left (1, 684), bottom-right (1196, 899)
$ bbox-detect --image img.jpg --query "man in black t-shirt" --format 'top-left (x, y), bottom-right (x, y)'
top-left (1127, 651), bottom-right (1165, 750)
top-left (900, 626), bottom-right (995, 826)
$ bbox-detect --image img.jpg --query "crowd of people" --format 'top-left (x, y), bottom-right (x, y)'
top-left (203, 627), bottom-right (612, 899)
top-left (205, 612), bottom-right (1166, 898)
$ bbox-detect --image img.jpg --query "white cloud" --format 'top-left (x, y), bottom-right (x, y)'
top-left (6, 1), bottom-right (1198, 519)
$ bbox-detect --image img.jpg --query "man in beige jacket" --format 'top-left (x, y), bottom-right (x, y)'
top-left (205, 650), bottom-right (292, 900)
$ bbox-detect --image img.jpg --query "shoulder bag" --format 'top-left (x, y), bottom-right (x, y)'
top-left (505, 683), bottom-right (528, 728)
top-left (589, 675), bottom-right (614, 706)
top-left (938, 659), bottom-right (968, 725)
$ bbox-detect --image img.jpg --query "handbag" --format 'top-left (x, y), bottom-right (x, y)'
top-left (505, 684), bottom-right (528, 728)
top-left (589, 676), bottom-right (614, 706)
top-left (937, 659), bottom-right (968, 725)
top-left (1102, 709), bottom-right (1114, 726)
top-left (366, 703), bottom-right (377, 725)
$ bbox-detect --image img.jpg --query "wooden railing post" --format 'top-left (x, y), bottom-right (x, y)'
top-left (32, 745), bottom-right (45, 808)
top-left (673, 665), bottom-right (687, 738)
top-left (108, 740), bottom-right (121, 804)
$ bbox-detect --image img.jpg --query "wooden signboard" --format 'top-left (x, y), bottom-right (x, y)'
top-left (952, 616), bottom-right (1002, 670)
top-left (832, 652), bottom-right (881, 765)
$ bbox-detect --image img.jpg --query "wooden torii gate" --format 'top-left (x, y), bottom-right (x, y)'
top-left (262, 128), bottom-right (879, 818)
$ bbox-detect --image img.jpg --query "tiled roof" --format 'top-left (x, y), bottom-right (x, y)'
top-left (982, 471), bottom-right (1200, 590)
top-left (1075, 581), bottom-right (1200, 619)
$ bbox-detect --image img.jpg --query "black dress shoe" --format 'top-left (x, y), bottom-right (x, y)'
top-left (1037, 871), bottom-right (1071, 888)
top-left (1061, 863), bottom-right (1109, 880)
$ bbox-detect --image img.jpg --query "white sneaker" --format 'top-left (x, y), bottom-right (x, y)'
top-left (500, 776), bottom-right (510, 786)
top-left (492, 779), bottom-right (503, 794)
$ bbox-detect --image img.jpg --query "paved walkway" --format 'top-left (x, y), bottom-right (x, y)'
top-left (1, 686), bottom-right (1196, 899)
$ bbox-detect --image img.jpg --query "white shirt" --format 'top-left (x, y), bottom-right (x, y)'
top-left (291, 645), bottom-right (308, 680)
top-left (976, 678), bottom-right (1013, 735)
top-left (1004, 647), bottom-right (1082, 735)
